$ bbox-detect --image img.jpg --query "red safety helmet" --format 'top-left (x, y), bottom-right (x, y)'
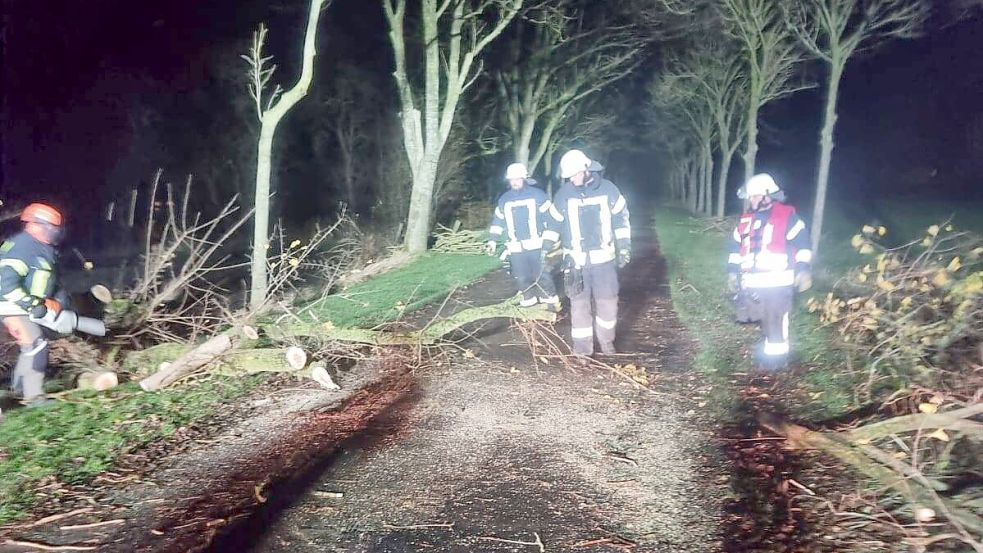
top-left (21, 203), bottom-right (65, 245)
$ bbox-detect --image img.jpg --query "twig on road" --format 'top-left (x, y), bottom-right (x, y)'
top-left (383, 522), bottom-right (455, 530)
top-left (479, 532), bottom-right (545, 551)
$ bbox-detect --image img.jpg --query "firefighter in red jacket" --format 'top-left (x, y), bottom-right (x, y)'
top-left (727, 174), bottom-right (812, 371)
top-left (0, 203), bottom-right (66, 406)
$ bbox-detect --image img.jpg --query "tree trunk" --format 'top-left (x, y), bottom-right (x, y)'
top-left (249, 127), bottom-right (276, 310)
top-left (514, 115), bottom-right (536, 168)
top-left (810, 60), bottom-right (844, 255)
top-left (716, 146), bottom-right (736, 218)
top-left (742, 97), bottom-right (761, 185)
top-left (403, 158), bottom-right (439, 253)
top-left (248, 0), bottom-right (325, 310)
top-left (703, 144), bottom-right (715, 216)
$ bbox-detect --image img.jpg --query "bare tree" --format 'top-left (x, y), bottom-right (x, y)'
top-left (495, 2), bottom-right (642, 175)
top-left (383, 0), bottom-right (523, 254)
top-left (243, 0), bottom-right (328, 310)
top-left (784, 0), bottom-right (929, 254)
top-left (720, 0), bottom-right (810, 184)
top-left (650, 67), bottom-right (717, 215)
top-left (662, 38), bottom-right (748, 217)
top-left (314, 64), bottom-right (380, 215)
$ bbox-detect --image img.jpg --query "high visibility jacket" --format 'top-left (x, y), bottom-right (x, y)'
top-left (728, 202), bottom-right (812, 288)
top-left (0, 232), bottom-right (59, 316)
top-left (487, 184), bottom-right (553, 253)
top-left (544, 175), bottom-right (631, 267)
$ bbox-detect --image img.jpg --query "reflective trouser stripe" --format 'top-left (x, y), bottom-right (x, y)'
top-left (763, 340), bottom-right (790, 356)
top-left (594, 298), bottom-right (617, 347)
top-left (571, 326), bottom-right (593, 339)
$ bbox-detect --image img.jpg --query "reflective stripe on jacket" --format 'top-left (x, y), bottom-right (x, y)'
top-left (728, 202), bottom-right (811, 289)
top-left (487, 184), bottom-right (553, 253)
top-left (0, 232), bottom-right (58, 315)
top-left (545, 175), bottom-right (630, 268)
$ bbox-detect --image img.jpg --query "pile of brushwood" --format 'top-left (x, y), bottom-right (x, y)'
top-left (779, 222), bottom-right (983, 552)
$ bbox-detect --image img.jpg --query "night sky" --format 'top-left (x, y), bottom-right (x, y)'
top-left (2, 1), bottom-right (982, 224)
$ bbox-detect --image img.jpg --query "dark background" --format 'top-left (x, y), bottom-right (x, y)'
top-left (2, 0), bottom-right (981, 232)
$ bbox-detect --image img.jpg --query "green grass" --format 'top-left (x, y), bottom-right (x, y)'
top-left (0, 252), bottom-right (500, 523)
top-left (0, 376), bottom-right (263, 522)
top-left (305, 253), bottom-right (501, 327)
top-left (656, 205), bottom-right (861, 419)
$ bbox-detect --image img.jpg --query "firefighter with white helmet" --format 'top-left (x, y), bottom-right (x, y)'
top-left (543, 149), bottom-right (631, 361)
top-left (728, 174), bottom-right (813, 371)
top-left (485, 163), bottom-right (560, 310)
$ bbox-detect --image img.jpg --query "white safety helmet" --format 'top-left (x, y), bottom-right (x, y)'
top-left (558, 149), bottom-right (593, 179)
top-left (504, 162), bottom-right (529, 181)
top-left (738, 173), bottom-right (781, 199)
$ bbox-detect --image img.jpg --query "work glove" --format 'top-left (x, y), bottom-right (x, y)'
top-left (617, 249), bottom-right (631, 269)
top-left (727, 273), bottom-right (740, 294)
top-left (794, 271), bottom-right (813, 292)
top-left (484, 240), bottom-right (497, 256)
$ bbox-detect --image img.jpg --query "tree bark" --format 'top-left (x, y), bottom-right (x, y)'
top-left (810, 59), bottom-right (843, 255)
top-left (716, 146), bottom-right (737, 218)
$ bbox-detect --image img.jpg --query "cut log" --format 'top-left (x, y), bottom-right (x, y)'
top-left (214, 349), bottom-right (305, 375)
top-left (76, 371), bottom-right (119, 392)
top-left (311, 365), bottom-right (340, 390)
top-left (285, 346), bottom-right (308, 370)
top-left (759, 412), bottom-right (983, 535)
top-left (139, 333), bottom-right (233, 391)
top-left (90, 284), bottom-right (113, 304)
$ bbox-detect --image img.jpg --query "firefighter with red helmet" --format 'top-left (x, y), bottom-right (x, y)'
top-left (0, 203), bottom-right (67, 406)
top-left (728, 174), bottom-right (813, 372)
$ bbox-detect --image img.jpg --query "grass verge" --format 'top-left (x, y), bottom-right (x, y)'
top-left (655, 201), bottom-right (982, 422)
top-left (0, 252), bottom-right (500, 523)
top-left (656, 206), bottom-right (858, 420)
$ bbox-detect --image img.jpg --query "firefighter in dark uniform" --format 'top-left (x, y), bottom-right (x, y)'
top-left (485, 163), bottom-right (560, 310)
top-left (544, 150), bottom-right (631, 361)
top-left (727, 174), bottom-right (813, 371)
top-left (1, 203), bottom-right (66, 406)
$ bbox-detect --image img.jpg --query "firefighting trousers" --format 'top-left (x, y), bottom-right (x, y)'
top-left (754, 285), bottom-right (793, 370)
top-left (509, 250), bottom-right (558, 307)
top-left (3, 315), bottom-right (48, 401)
top-left (567, 261), bottom-right (619, 355)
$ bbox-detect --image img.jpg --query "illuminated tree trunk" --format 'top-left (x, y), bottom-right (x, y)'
top-left (248, 0), bottom-right (327, 310)
top-left (810, 59), bottom-right (843, 254)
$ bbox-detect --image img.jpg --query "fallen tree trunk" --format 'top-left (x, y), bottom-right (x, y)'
top-left (759, 411), bottom-right (983, 536)
top-left (139, 333), bottom-right (234, 391)
top-left (140, 299), bottom-right (555, 391)
top-left (843, 403), bottom-right (983, 442)
top-left (270, 301), bottom-right (556, 345)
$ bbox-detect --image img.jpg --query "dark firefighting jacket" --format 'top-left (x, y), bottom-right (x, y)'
top-left (543, 174), bottom-right (631, 267)
top-left (487, 184), bottom-right (554, 253)
top-left (0, 231), bottom-right (59, 316)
